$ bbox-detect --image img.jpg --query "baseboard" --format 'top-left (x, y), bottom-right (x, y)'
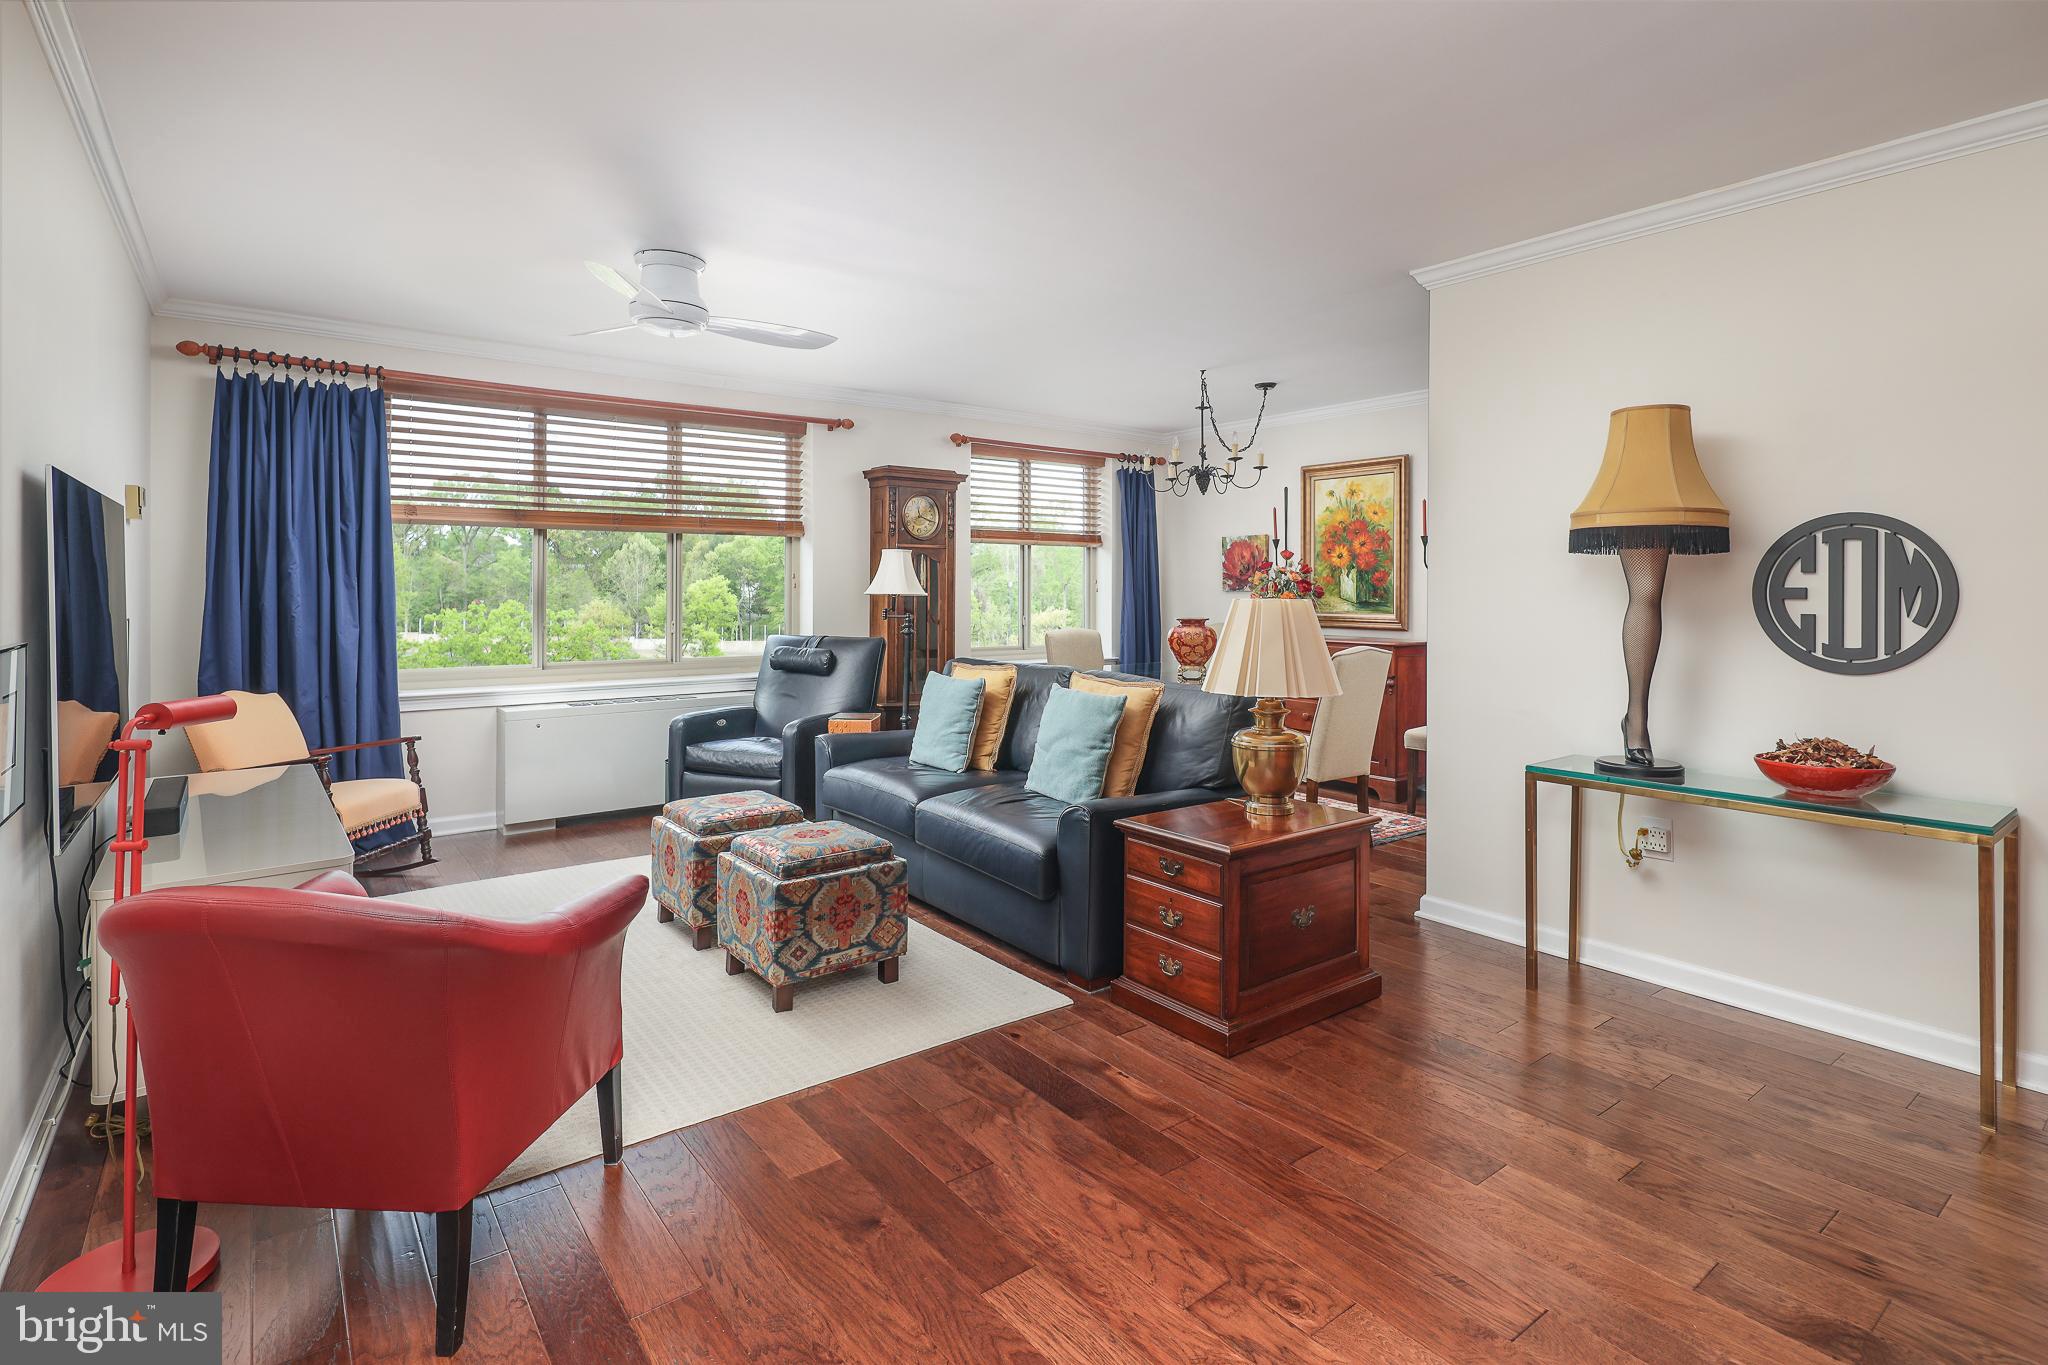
top-left (0, 1036), bottom-right (83, 1284)
top-left (432, 810), bottom-right (499, 836)
top-left (1416, 893), bottom-right (2046, 1093)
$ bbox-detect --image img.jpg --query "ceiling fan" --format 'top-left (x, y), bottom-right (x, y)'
top-left (575, 249), bottom-right (835, 349)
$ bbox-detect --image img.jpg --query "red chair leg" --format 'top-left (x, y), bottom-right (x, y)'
top-left (597, 1064), bottom-right (623, 1165)
top-left (435, 1204), bottom-right (473, 1356)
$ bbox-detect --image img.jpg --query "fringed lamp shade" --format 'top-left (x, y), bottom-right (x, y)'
top-left (1568, 404), bottom-right (1730, 556)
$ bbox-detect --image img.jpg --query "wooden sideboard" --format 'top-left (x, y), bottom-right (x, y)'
top-left (1282, 638), bottom-right (1425, 806)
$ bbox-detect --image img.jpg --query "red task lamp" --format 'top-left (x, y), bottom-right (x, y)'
top-left (39, 695), bottom-right (238, 1293)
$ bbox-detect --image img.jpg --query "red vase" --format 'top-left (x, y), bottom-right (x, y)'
top-left (1168, 617), bottom-right (1218, 681)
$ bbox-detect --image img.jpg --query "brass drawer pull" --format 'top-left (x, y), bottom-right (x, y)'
top-left (1158, 955), bottom-right (1184, 977)
top-left (1157, 855), bottom-right (1184, 877)
top-left (1157, 906), bottom-right (1185, 929)
top-left (1291, 905), bottom-right (1317, 929)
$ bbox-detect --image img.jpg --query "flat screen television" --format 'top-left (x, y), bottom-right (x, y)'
top-left (46, 466), bottom-right (130, 853)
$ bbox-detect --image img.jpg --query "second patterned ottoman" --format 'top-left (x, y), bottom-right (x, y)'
top-left (650, 790), bottom-right (806, 949)
top-left (716, 820), bottom-right (909, 1012)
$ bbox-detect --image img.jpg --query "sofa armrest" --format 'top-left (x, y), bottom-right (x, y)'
top-left (811, 729), bottom-right (915, 813)
top-left (778, 713), bottom-right (839, 814)
top-left (666, 705), bottom-right (759, 799)
top-left (1055, 787), bottom-right (1233, 982)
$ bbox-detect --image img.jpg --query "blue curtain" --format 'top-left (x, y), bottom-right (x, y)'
top-left (197, 371), bottom-right (400, 782)
top-left (1117, 467), bottom-right (1162, 678)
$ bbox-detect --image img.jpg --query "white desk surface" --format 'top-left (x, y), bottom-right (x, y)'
top-left (88, 763), bottom-right (354, 902)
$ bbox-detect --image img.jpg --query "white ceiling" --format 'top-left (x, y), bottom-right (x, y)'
top-left (65, 0), bottom-right (2048, 431)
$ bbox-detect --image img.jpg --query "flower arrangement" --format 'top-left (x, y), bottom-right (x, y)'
top-left (1244, 548), bottom-right (1323, 600)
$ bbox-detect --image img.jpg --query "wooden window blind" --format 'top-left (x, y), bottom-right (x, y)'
top-left (385, 380), bottom-right (805, 535)
top-left (968, 449), bottom-right (1102, 546)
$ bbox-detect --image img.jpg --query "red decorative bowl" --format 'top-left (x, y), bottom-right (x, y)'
top-left (1753, 755), bottom-right (1896, 801)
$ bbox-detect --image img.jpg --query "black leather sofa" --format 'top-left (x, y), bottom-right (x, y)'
top-left (666, 634), bottom-right (885, 815)
top-left (813, 659), bottom-right (1255, 984)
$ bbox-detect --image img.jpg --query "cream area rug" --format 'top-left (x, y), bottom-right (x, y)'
top-left (385, 856), bottom-right (1070, 1188)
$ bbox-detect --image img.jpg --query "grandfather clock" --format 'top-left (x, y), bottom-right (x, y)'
top-left (865, 466), bottom-right (966, 716)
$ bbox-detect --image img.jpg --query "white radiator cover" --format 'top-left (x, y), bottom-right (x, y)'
top-left (496, 692), bottom-right (749, 829)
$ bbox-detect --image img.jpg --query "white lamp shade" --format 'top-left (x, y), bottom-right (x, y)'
top-left (1201, 598), bottom-right (1343, 699)
top-left (863, 547), bottom-right (927, 597)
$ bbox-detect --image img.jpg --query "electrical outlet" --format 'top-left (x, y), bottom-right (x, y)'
top-left (1637, 816), bottom-right (1673, 860)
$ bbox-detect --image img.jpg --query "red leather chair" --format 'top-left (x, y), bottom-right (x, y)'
top-left (99, 867), bottom-right (645, 1355)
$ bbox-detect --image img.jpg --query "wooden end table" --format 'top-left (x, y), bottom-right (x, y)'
top-left (1111, 799), bottom-right (1382, 1055)
top-left (827, 711), bottom-right (885, 733)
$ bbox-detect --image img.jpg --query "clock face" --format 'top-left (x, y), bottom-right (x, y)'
top-left (901, 493), bottom-right (942, 540)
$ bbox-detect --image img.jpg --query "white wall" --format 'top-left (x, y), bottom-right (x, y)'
top-left (1156, 398), bottom-right (1428, 643)
top-left (0, 0), bottom-right (154, 1239)
top-left (1424, 137), bottom-right (2046, 1085)
top-left (145, 316), bottom-right (1143, 827)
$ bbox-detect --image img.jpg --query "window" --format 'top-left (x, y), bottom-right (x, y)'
top-left (967, 448), bottom-right (1099, 650)
top-left (388, 381), bottom-right (801, 679)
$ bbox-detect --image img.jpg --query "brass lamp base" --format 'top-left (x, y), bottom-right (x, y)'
top-left (1232, 697), bottom-right (1306, 819)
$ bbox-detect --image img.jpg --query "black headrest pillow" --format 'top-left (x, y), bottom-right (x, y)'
top-left (768, 645), bottom-right (837, 676)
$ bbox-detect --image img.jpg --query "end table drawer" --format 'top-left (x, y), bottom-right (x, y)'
top-left (1123, 924), bottom-right (1223, 1013)
top-left (1125, 876), bottom-right (1223, 954)
top-left (1244, 856), bottom-right (1358, 986)
top-left (1124, 840), bottom-right (1221, 898)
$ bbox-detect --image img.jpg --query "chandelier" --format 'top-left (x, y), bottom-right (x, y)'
top-left (1154, 370), bottom-right (1276, 497)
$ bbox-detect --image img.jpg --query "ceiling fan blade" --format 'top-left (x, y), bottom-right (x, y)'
top-left (585, 261), bottom-right (639, 300)
top-left (705, 316), bottom-right (836, 349)
top-left (569, 323), bottom-right (641, 337)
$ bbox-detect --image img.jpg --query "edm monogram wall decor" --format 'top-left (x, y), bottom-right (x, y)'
top-left (1752, 512), bottom-right (1959, 675)
top-left (1302, 456), bottom-right (1410, 629)
top-left (1220, 533), bottom-right (1270, 591)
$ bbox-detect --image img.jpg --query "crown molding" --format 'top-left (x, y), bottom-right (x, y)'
top-left (1413, 99), bottom-right (2048, 291)
top-left (1177, 388), bottom-right (1428, 440)
top-left (27, 0), bottom-right (165, 307)
top-left (154, 297), bottom-right (1175, 443)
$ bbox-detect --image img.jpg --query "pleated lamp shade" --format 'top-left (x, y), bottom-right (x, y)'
top-left (1201, 598), bottom-right (1343, 700)
top-left (863, 547), bottom-right (926, 597)
top-left (1568, 404), bottom-right (1730, 555)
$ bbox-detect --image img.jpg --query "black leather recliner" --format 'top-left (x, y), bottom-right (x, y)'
top-left (666, 634), bottom-right (885, 815)
top-left (813, 659), bottom-right (1255, 984)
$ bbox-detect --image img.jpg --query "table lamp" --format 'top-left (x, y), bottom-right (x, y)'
top-left (864, 547), bottom-right (927, 728)
top-left (40, 694), bottom-right (237, 1293)
top-left (1569, 404), bottom-right (1729, 782)
top-left (1203, 596), bottom-right (1343, 818)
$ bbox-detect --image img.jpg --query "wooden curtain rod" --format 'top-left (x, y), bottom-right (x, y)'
top-left (948, 432), bottom-right (1163, 466)
top-left (174, 340), bottom-right (855, 430)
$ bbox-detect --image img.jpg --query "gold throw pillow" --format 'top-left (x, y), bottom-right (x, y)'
top-left (1067, 673), bottom-right (1164, 798)
top-left (948, 663), bottom-right (1018, 771)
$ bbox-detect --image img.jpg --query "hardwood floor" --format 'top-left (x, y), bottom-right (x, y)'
top-left (9, 806), bottom-right (2046, 1363)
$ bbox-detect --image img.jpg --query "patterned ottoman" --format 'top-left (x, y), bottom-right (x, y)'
top-left (716, 820), bottom-right (909, 1012)
top-left (650, 790), bottom-right (806, 949)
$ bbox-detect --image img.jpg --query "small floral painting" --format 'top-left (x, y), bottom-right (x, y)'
top-left (1302, 456), bottom-right (1410, 629)
top-left (1220, 533), bottom-right (1270, 591)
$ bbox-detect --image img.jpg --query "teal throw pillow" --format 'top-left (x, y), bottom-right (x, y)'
top-left (909, 671), bottom-right (985, 772)
top-left (1025, 685), bottom-right (1129, 804)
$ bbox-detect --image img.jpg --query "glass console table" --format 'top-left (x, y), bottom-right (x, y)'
top-left (1524, 755), bottom-right (2021, 1130)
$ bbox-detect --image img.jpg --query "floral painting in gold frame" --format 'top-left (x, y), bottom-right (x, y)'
top-left (1301, 456), bottom-right (1410, 629)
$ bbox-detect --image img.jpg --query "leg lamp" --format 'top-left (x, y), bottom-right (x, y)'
top-left (864, 548), bottom-right (927, 728)
top-left (1568, 405), bottom-right (1729, 782)
top-left (39, 695), bottom-right (239, 1293)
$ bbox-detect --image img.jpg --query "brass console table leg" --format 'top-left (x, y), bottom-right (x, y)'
top-left (2005, 828), bottom-right (2021, 1105)
top-left (1978, 843), bottom-right (1996, 1130)
top-left (1524, 775), bottom-right (1539, 990)
top-left (1568, 787), bottom-right (1583, 968)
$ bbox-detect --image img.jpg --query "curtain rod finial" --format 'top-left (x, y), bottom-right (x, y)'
top-left (175, 340), bottom-right (204, 357)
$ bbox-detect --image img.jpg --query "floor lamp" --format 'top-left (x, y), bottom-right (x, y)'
top-left (865, 548), bottom-right (926, 728)
top-left (40, 695), bottom-right (238, 1293)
